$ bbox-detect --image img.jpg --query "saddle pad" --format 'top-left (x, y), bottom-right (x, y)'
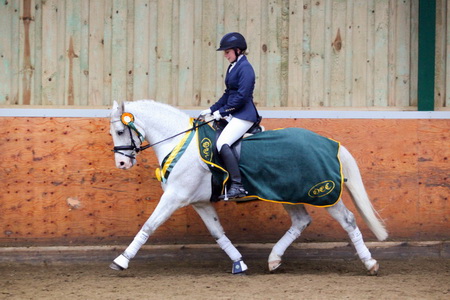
top-left (196, 121), bottom-right (343, 207)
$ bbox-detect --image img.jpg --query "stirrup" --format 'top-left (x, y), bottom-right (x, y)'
top-left (219, 185), bottom-right (247, 201)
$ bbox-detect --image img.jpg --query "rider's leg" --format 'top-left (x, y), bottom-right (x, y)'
top-left (218, 144), bottom-right (246, 199)
top-left (216, 117), bottom-right (253, 199)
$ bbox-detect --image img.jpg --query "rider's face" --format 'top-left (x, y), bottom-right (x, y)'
top-left (224, 49), bottom-right (237, 63)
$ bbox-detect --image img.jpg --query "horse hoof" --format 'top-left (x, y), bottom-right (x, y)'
top-left (268, 260), bottom-right (282, 272)
top-left (110, 254), bottom-right (129, 271)
top-left (368, 263), bottom-right (379, 276)
top-left (109, 262), bottom-right (124, 271)
top-left (363, 258), bottom-right (379, 276)
top-left (268, 252), bottom-right (282, 271)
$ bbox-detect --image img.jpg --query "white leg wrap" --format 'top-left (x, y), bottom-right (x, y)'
top-left (272, 227), bottom-right (302, 257)
top-left (349, 227), bottom-right (371, 262)
top-left (123, 230), bottom-right (150, 259)
top-left (217, 235), bottom-right (242, 262)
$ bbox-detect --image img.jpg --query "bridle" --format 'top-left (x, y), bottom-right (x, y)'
top-left (112, 114), bottom-right (213, 160)
top-left (112, 124), bottom-right (150, 159)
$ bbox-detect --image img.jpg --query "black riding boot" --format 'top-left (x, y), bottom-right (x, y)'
top-left (218, 144), bottom-right (247, 200)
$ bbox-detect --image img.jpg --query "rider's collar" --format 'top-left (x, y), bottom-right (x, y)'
top-left (229, 54), bottom-right (244, 71)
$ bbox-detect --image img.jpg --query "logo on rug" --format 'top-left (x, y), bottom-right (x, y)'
top-left (201, 137), bottom-right (213, 162)
top-left (308, 180), bottom-right (335, 198)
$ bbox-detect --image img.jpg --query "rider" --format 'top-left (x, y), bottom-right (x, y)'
top-left (200, 32), bottom-right (260, 200)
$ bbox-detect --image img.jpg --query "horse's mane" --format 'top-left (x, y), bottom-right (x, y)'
top-left (127, 99), bottom-right (189, 120)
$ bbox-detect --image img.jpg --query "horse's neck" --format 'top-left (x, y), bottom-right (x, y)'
top-left (129, 101), bottom-right (191, 164)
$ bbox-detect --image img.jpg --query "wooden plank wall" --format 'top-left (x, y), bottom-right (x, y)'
top-left (0, 117), bottom-right (448, 246)
top-left (0, 0), bottom-right (449, 109)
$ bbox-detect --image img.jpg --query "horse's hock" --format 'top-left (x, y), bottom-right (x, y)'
top-left (0, 117), bottom-right (448, 246)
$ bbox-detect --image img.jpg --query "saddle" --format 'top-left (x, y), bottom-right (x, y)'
top-left (213, 116), bottom-right (263, 161)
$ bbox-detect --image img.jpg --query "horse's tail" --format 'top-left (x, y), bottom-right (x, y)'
top-left (339, 145), bottom-right (388, 241)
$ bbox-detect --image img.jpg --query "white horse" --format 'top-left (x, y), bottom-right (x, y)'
top-left (109, 100), bottom-right (388, 275)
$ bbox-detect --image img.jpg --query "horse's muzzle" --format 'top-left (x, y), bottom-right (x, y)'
top-left (115, 156), bottom-right (135, 169)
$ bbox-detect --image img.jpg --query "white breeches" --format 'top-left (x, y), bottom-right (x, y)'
top-left (216, 116), bottom-right (254, 151)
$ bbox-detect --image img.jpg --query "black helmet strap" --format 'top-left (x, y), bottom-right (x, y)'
top-left (231, 48), bottom-right (241, 63)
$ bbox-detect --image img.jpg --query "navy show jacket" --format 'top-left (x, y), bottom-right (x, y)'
top-left (210, 55), bottom-right (259, 122)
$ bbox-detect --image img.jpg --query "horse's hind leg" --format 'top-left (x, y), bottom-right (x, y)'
top-left (268, 204), bottom-right (311, 271)
top-left (326, 201), bottom-right (379, 275)
top-left (192, 202), bottom-right (247, 274)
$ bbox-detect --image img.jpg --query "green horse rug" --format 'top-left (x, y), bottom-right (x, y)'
top-left (196, 121), bottom-right (344, 207)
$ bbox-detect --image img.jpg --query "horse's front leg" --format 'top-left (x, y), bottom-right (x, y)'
top-left (110, 190), bottom-right (183, 271)
top-left (192, 202), bottom-right (248, 274)
top-left (268, 204), bottom-right (311, 271)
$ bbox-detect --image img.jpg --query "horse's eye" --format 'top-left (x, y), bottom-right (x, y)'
top-left (117, 130), bottom-right (125, 136)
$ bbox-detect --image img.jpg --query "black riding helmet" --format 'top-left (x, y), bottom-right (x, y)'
top-left (217, 32), bottom-right (247, 51)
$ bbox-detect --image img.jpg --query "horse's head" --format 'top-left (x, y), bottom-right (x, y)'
top-left (110, 101), bottom-right (146, 170)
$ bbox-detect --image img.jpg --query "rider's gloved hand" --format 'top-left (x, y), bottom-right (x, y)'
top-left (200, 108), bottom-right (212, 116)
top-left (213, 110), bottom-right (222, 121)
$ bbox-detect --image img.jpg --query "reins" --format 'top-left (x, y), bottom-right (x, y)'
top-left (143, 118), bottom-right (214, 150)
top-left (113, 117), bottom-right (214, 159)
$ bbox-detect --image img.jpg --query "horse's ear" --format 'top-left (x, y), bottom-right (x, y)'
top-left (112, 100), bottom-right (119, 111)
top-left (111, 100), bottom-right (123, 118)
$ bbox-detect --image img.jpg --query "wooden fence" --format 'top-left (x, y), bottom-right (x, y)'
top-left (1, 0), bottom-right (449, 109)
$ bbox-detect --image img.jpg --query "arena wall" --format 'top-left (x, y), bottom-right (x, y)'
top-left (1, 115), bottom-right (448, 246)
top-left (1, 0), bottom-right (449, 110)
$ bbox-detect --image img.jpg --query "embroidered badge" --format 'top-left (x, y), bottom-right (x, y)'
top-left (308, 180), bottom-right (336, 198)
top-left (201, 137), bottom-right (213, 162)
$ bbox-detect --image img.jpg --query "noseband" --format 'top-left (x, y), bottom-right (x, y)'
top-left (113, 125), bottom-right (151, 159)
